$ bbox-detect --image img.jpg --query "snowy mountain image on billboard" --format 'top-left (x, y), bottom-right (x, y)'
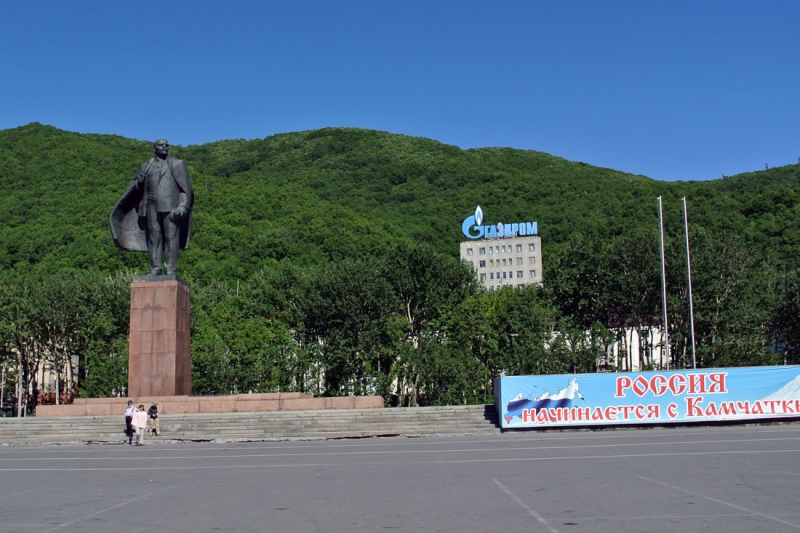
top-left (504, 377), bottom-right (584, 424)
top-left (761, 374), bottom-right (800, 402)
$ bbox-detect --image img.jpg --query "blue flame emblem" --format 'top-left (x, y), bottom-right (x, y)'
top-left (475, 205), bottom-right (483, 226)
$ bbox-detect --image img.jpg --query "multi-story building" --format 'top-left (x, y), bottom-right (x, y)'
top-left (460, 235), bottom-right (542, 291)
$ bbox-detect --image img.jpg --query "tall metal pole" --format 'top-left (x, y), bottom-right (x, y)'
top-left (658, 197), bottom-right (670, 369)
top-left (17, 362), bottom-right (23, 417)
top-left (683, 197), bottom-right (697, 369)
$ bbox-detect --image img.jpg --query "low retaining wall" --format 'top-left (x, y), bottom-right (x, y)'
top-left (36, 393), bottom-right (384, 417)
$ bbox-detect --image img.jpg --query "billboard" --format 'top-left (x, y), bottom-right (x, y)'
top-left (462, 205), bottom-right (537, 240)
top-left (496, 365), bottom-right (800, 429)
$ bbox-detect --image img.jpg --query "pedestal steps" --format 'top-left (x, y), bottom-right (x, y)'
top-left (0, 405), bottom-right (499, 446)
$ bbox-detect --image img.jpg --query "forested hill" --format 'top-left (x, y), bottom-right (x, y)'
top-left (1, 122), bottom-right (798, 281)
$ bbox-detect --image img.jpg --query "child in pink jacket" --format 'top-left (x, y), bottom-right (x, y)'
top-left (132, 405), bottom-right (148, 446)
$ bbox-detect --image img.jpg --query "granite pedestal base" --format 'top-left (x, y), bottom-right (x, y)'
top-left (128, 277), bottom-right (191, 397)
top-left (36, 393), bottom-right (385, 416)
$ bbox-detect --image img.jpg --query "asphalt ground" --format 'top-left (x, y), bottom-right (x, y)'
top-left (0, 424), bottom-right (799, 533)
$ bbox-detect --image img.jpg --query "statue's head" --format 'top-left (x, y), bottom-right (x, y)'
top-left (153, 138), bottom-right (169, 159)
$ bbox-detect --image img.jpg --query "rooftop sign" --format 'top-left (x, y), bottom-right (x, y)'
top-left (461, 205), bottom-right (538, 240)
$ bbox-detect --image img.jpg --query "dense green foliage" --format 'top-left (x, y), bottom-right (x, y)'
top-left (1, 123), bottom-right (799, 411)
top-left (3, 122), bottom-right (800, 277)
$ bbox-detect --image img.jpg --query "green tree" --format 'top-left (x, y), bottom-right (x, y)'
top-left (381, 244), bottom-right (481, 405)
top-left (666, 228), bottom-right (777, 368)
top-left (298, 258), bottom-right (398, 397)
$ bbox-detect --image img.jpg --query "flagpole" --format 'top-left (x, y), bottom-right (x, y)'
top-left (683, 197), bottom-right (697, 369)
top-left (658, 197), bottom-right (670, 369)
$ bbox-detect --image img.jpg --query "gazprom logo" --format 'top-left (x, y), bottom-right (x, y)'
top-left (462, 206), bottom-right (537, 240)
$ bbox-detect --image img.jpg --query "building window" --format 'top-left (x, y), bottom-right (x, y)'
top-left (479, 260), bottom-right (486, 268)
top-left (516, 244), bottom-right (523, 252)
top-left (479, 247), bottom-right (486, 255)
top-left (502, 245), bottom-right (507, 253)
top-left (515, 257), bottom-right (522, 265)
top-left (490, 273), bottom-right (494, 279)
top-left (490, 286), bottom-right (495, 291)
top-left (529, 256), bottom-right (536, 264)
top-left (480, 273), bottom-right (486, 281)
top-left (466, 248), bottom-right (473, 256)
top-left (503, 272), bottom-right (507, 279)
top-left (489, 247), bottom-right (493, 255)
top-left (528, 243), bottom-right (536, 251)
top-left (530, 269), bottom-right (537, 278)
top-left (502, 258), bottom-right (507, 266)
top-left (517, 270), bottom-right (523, 278)
top-left (495, 246), bottom-right (500, 253)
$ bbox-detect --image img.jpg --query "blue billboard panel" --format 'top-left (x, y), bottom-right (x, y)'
top-left (497, 366), bottom-right (800, 429)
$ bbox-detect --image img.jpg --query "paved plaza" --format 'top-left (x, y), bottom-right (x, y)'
top-left (1, 423), bottom-right (799, 532)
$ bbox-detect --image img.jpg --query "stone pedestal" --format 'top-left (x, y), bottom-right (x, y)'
top-left (36, 393), bottom-right (385, 416)
top-left (128, 277), bottom-right (191, 397)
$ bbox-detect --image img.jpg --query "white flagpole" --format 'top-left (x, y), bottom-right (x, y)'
top-left (683, 197), bottom-right (697, 369)
top-left (658, 197), bottom-right (670, 369)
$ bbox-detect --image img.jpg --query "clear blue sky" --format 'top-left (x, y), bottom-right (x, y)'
top-left (2, 1), bottom-right (798, 181)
